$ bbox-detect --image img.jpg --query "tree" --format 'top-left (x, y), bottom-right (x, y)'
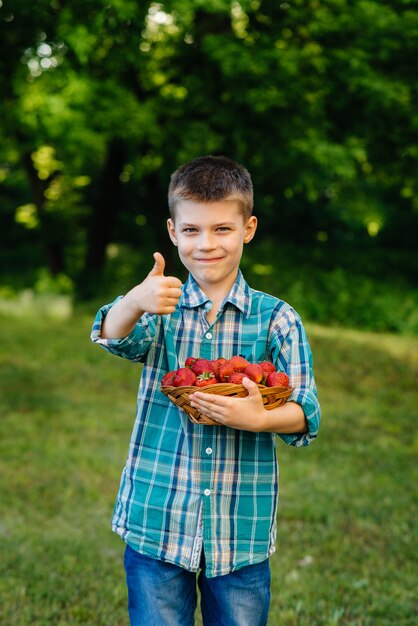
top-left (0, 0), bottom-right (417, 296)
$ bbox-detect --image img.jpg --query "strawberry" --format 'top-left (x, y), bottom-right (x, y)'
top-left (259, 361), bottom-right (276, 376)
top-left (185, 356), bottom-right (198, 369)
top-left (211, 357), bottom-right (227, 378)
top-left (173, 368), bottom-right (197, 387)
top-left (161, 371), bottom-right (177, 386)
top-left (229, 372), bottom-right (246, 384)
top-left (191, 359), bottom-right (215, 376)
top-left (195, 374), bottom-right (219, 388)
top-left (229, 355), bottom-right (250, 372)
top-left (244, 363), bottom-right (263, 384)
top-left (218, 361), bottom-right (235, 382)
top-left (266, 372), bottom-right (289, 388)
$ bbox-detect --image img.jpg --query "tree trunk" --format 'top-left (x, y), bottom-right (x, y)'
top-left (22, 152), bottom-right (65, 276)
top-left (143, 169), bottom-right (178, 276)
top-left (84, 138), bottom-right (125, 273)
top-left (76, 138), bottom-right (126, 298)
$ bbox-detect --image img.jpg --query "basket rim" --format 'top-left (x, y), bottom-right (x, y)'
top-left (161, 382), bottom-right (293, 394)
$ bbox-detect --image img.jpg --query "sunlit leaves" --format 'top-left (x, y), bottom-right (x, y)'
top-left (15, 203), bottom-right (39, 229)
top-left (31, 145), bottom-right (62, 180)
top-left (0, 0), bottom-right (417, 288)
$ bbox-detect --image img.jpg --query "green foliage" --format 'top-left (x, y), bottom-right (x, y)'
top-left (64, 239), bottom-right (418, 335)
top-left (0, 313), bottom-right (417, 624)
top-left (241, 241), bottom-right (418, 335)
top-left (0, 0), bottom-right (417, 316)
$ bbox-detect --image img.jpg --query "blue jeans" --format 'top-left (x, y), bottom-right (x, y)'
top-left (124, 544), bottom-right (271, 626)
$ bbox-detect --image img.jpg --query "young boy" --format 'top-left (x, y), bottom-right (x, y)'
top-left (91, 155), bottom-right (320, 626)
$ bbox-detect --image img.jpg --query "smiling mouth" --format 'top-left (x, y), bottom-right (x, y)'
top-left (195, 257), bottom-right (224, 263)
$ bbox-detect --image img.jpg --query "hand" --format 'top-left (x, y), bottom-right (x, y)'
top-left (189, 377), bottom-right (267, 432)
top-left (126, 252), bottom-right (183, 316)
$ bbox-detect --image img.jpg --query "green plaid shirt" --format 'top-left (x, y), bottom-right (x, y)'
top-left (91, 270), bottom-right (320, 578)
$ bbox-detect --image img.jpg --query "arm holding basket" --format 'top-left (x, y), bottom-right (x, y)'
top-left (190, 377), bottom-right (307, 433)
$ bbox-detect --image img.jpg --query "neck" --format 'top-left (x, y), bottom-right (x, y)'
top-left (196, 271), bottom-right (239, 306)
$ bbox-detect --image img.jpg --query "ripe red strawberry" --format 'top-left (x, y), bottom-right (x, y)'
top-left (191, 359), bottom-right (215, 376)
top-left (244, 363), bottom-right (263, 384)
top-left (173, 368), bottom-right (197, 387)
top-left (266, 372), bottom-right (289, 388)
top-left (259, 361), bottom-right (276, 376)
top-left (195, 374), bottom-right (219, 387)
top-left (161, 371), bottom-right (176, 386)
top-left (185, 356), bottom-right (198, 368)
top-left (218, 361), bottom-right (235, 382)
top-left (229, 372), bottom-right (246, 384)
top-left (211, 357), bottom-right (227, 378)
top-left (229, 356), bottom-right (250, 372)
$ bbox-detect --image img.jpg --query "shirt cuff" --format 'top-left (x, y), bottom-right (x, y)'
top-left (90, 298), bottom-right (153, 361)
top-left (279, 389), bottom-right (320, 447)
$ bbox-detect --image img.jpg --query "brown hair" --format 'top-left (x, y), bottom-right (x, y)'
top-left (168, 155), bottom-right (253, 220)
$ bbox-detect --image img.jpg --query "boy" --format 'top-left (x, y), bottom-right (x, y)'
top-left (91, 155), bottom-right (320, 626)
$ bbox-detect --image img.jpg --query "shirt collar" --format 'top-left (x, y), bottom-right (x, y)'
top-left (180, 270), bottom-right (252, 318)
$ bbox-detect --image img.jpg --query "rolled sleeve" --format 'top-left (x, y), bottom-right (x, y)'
top-left (281, 388), bottom-right (320, 447)
top-left (269, 307), bottom-right (321, 447)
top-left (90, 297), bottom-right (158, 362)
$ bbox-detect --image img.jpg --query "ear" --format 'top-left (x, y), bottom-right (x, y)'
top-left (244, 215), bottom-right (257, 244)
top-left (167, 218), bottom-right (178, 246)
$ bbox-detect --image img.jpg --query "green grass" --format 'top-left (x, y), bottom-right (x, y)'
top-left (0, 312), bottom-right (417, 625)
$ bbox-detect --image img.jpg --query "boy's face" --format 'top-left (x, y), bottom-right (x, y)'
top-left (167, 199), bottom-right (257, 296)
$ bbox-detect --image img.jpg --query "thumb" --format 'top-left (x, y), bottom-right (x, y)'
top-left (149, 252), bottom-right (166, 276)
top-left (242, 377), bottom-right (260, 397)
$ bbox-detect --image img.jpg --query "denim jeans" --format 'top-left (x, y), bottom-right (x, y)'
top-left (124, 543), bottom-right (271, 626)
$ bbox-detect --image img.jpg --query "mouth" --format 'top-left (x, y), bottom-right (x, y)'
top-left (194, 257), bottom-right (225, 264)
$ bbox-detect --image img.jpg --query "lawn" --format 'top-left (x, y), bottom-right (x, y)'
top-left (0, 309), bottom-right (417, 625)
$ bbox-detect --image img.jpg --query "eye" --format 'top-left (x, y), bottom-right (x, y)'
top-left (216, 226), bottom-right (232, 232)
top-left (182, 227), bottom-right (198, 233)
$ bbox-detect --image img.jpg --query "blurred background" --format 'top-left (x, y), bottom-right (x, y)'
top-left (1, 0), bottom-right (417, 329)
top-left (0, 2), bottom-right (417, 625)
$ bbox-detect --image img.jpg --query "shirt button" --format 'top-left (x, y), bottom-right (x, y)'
top-left (204, 489), bottom-right (211, 496)
top-left (205, 332), bottom-right (213, 340)
top-left (205, 447), bottom-right (213, 455)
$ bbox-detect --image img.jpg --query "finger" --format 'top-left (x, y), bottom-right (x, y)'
top-left (165, 286), bottom-right (182, 298)
top-left (191, 400), bottom-right (224, 421)
top-left (148, 252), bottom-right (166, 276)
top-left (205, 409), bottom-right (226, 422)
top-left (190, 391), bottom-right (221, 404)
top-left (160, 290), bottom-right (182, 305)
top-left (165, 277), bottom-right (183, 289)
top-left (160, 290), bottom-right (182, 302)
top-left (159, 305), bottom-right (178, 315)
top-left (164, 295), bottom-right (182, 303)
top-left (241, 377), bottom-right (260, 397)
top-left (163, 300), bottom-right (181, 310)
top-left (190, 393), bottom-right (229, 409)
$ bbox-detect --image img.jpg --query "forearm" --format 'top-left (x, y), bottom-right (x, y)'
top-left (258, 401), bottom-right (308, 434)
top-left (101, 290), bottom-right (144, 339)
top-left (189, 380), bottom-right (309, 434)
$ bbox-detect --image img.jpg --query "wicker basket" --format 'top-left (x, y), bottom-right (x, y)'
top-left (161, 383), bottom-right (293, 425)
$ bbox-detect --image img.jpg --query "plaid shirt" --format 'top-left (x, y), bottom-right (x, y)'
top-left (91, 270), bottom-right (320, 578)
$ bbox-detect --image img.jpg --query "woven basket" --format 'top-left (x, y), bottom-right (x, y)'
top-left (161, 383), bottom-right (293, 425)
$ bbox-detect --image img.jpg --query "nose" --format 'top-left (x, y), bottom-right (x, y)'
top-left (197, 231), bottom-right (216, 251)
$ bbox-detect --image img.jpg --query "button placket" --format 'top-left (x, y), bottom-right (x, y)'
top-left (201, 432), bottom-right (214, 507)
top-left (200, 327), bottom-right (214, 360)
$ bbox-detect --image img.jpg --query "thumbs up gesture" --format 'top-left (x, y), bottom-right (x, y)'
top-left (100, 252), bottom-right (182, 340)
top-left (133, 252), bottom-right (183, 316)
top-left (148, 251), bottom-right (167, 278)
